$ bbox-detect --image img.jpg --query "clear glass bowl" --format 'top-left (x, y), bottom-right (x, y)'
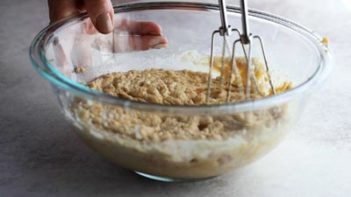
top-left (30, 2), bottom-right (331, 182)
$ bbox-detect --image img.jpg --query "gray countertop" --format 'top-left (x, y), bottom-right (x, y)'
top-left (1, 0), bottom-right (350, 196)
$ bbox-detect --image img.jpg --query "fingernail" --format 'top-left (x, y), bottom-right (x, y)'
top-left (149, 36), bottom-right (163, 46)
top-left (96, 12), bottom-right (113, 34)
top-left (153, 43), bottom-right (167, 49)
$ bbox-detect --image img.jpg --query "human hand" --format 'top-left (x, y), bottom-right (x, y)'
top-left (48, 0), bottom-right (168, 49)
top-left (49, 0), bottom-right (168, 78)
top-left (48, 0), bottom-right (114, 34)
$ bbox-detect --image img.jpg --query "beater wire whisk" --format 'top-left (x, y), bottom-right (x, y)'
top-left (206, 0), bottom-right (276, 103)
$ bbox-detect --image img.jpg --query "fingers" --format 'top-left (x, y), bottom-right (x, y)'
top-left (48, 0), bottom-right (113, 34)
top-left (128, 35), bottom-right (168, 51)
top-left (48, 0), bottom-right (161, 38)
top-left (48, 0), bottom-right (168, 53)
top-left (116, 19), bottom-right (163, 36)
top-left (84, 0), bottom-right (114, 34)
top-left (112, 20), bottom-right (168, 52)
top-left (48, 0), bottom-right (81, 23)
top-left (111, 34), bottom-right (167, 52)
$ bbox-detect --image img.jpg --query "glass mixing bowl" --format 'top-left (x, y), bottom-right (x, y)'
top-left (30, 2), bottom-right (331, 182)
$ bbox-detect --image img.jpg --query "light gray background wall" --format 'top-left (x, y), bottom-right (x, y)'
top-left (1, 0), bottom-right (350, 196)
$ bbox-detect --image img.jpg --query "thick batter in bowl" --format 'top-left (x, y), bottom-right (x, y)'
top-left (30, 2), bottom-right (331, 182)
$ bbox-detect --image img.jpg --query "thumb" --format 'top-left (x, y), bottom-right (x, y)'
top-left (84, 0), bottom-right (114, 34)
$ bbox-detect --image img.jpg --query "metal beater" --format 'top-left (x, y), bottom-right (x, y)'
top-left (206, 0), bottom-right (275, 103)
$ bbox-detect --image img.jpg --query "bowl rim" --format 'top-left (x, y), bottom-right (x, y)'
top-left (29, 1), bottom-right (332, 114)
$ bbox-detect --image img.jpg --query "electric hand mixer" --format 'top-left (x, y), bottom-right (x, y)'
top-left (206, 0), bottom-right (276, 103)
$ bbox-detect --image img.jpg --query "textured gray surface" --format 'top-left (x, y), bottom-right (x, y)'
top-left (1, 0), bottom-right (351, 196)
